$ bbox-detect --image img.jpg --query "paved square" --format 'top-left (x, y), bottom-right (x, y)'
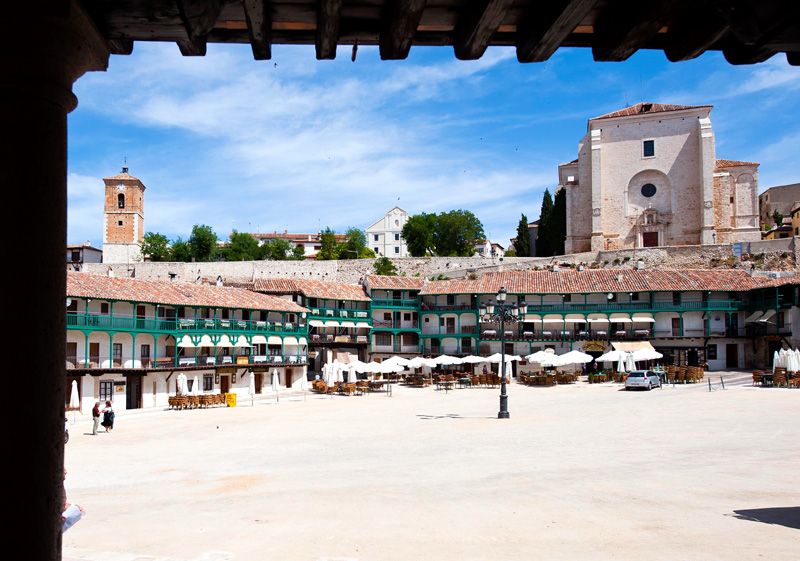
top-left (64, 375), bottom-right (799, 561)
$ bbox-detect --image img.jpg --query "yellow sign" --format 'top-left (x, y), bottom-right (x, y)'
top-left (225, 393), bottom-right (237, 407)
top-left (583, 340), bottom-right (607, 352)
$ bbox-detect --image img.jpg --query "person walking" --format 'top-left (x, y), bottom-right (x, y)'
top-left (101, 400), bottom-right (115, 432)
top-left (91, 402), bottom-right (101, 435)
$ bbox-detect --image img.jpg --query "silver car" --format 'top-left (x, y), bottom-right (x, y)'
top-left (625, 370), bottom-right (661, 391)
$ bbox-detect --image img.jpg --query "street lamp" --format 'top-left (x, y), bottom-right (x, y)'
top-left (479, 287), bottom-right (527, 419)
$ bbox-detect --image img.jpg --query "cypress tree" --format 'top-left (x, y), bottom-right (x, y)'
top-left (551, 188), bottom-right (567, 256)
top-left (514, 213), bottom-right (530, 257)
top-left (536, 189), bottom-right (554, 257)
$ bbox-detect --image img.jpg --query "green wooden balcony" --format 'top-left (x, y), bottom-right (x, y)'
top-left (306, 307), bottom-right (371, 321)
top-left (370, 298), bottom-right (419, 309)
top-left (66, 313), bottom-right (308, 335)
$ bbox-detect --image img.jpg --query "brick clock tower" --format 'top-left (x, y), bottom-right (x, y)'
top-left (102, 166), bottom-right (145, 263)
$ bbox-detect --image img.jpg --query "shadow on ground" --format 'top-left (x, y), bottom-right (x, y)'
top-left (729, 507), bottom-right (800, 529)
top-left (416, 414), bottom-right (496, 420)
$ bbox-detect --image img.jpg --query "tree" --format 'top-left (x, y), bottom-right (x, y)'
top-left (264, 238), bottom-right (294, 260)
top-left (433, 210), bottom-right (484, 256)
top-left (504, 247), bottom-right (517, 257)
top-left (551, 188), bottom-right (567, 256)
top-left (773, 209), bottom-right (784, 227)
top-left (338, 227), bottom-right (368, 259)
top-left (373, 256), bottom-right (398, 276)
top-left (224, 231), bottom-right (261, 261)
top-left (316, 228), bottom-right (339, 260)
top-left (291, 244), bottom-right (306, 260)
top-left (514, 213), bottom-right (530, 257)
top-left (402, 213), bottom-right (437, 257)
top-left (359, 247), bottom-right (376, 258)
top-left (188, 224), bottom-right (218, 262)
top-left (141, 232), bottom-right (170, 262)
top-left (536, 189), bottom-right (554, 257)
top-left (170, 237), bottom-right (192, 262)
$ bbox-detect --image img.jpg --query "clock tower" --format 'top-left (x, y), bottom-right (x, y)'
top-left (102, 166), bottom-right (146, 263)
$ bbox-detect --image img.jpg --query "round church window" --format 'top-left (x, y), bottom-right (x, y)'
top-left (641, 183), bottom-right (657, 198)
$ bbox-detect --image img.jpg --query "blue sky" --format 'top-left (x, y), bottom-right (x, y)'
top-left (68, 44), bottom-right (799, 248)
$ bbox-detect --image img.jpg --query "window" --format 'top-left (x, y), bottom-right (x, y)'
top-left (403, 313), bottom-right (411, 321)
top-left (203, 375), bottom-right (213, 391)
top-left (383, 312), bottom-right (391, 321)
top-left (374, 247), bottom-right (379, 253)
top-left (373, 234), bottom-right (379, 241)
top-left (672, 292), bottom-right (681, 306)
top-left (641, 183), bottom-right (657, 198)
top-left (447, 295), bottom-right (455, 306)
top-left (631, 293), bottom-right (640, 301)
top-left (394, 247), bottom-right (399, 254)
top-left (99, 381), bottom-right (113, 402)
top-left (643, 139), bottom-right (655, 157)
top-left (100, 302), bottom-right (109, 315)
top-left (394, 233), bottom-right (400, 241)
top-left (777, 311), bottom-right (785, 328)
top-left (67, 300), bottom-right (77, 313)
top-left (375, 333), bottom-right (392, 346)
top-left (70, 250), bottom-right (80, 262)
top-left (462, 338), bottom-right (472, 351)
top-left (117, 220), bottom-right (123, 226)
top-left (112, 343), bottom-right (122, 360)
top-left (562, 294), bottom-right (571, 303)
top-left (118, 193), bottom-right (125, 208)
top-left (140, 344), bottom-right (150, 359)
top-left (706, 344), bottom-right (717, 360)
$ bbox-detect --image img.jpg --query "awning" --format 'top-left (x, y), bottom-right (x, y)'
top-left (177, 335), bottom-right (195, 348)
top-left (267, 335), bottom-right (282, 345)
top-left (743, 311), bottom-right (763, 323)
top-left (542, 315), bottom-right (564, 324)
top-left (234, 336), bottom-right (252, 348)
top-left (216, 334), bottom-right (234, 347)
top-left (610, 313), bottom-right (632, 323)
top-left (587, 314), bottom-right (609, 323)
top-left (523, 314), bottom-right (542, 323)
top-left (612, 341), bottom-right (655, 352)
top-left (251, 335), bottom-right (267, 345)
top-left (324, 320), bottom-right (340, 327)
top-left (355, 322), bottom-right (371, 329)
top-left (564, 314), bottom-right (585, 323)
top-left (758, 310), bottom-right (776, 323)
top-left (631, 313), bottom-right (655, 323)
top-left (283, 336), bottom-right (299, 345)
top-left (197, 334), bottom-right (215, 348)
top-left (340, 321), bottom-right (355, 328)
top-left (309, 319), bottom-right (324, 327)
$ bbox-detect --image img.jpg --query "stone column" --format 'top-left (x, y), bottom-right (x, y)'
top-left (1, 3), bottom-right (108, 559)
top-left (589, 128), bottom-right (604, 251)
top-left (698, 116), bottom-right (716, 244)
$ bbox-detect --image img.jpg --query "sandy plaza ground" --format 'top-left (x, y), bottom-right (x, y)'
top-left (63, 372), bottom-right (798, 561)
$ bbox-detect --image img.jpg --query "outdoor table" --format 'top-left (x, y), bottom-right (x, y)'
top-left (760, 373), bottom-right (774, 386)
top-left (369, 380), bottom-right (392, 396)
top-left (436, 379), bottom-right (455, 393)
top-left (458, 377), bottom-right (471, 388)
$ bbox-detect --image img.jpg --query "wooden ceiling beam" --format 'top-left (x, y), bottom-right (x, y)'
top-left (316, 0), bottom-right (343, 59)
top-left (176, 0), bottom-right (223, 56)
top-left (380, 0), bottom-right (428, 60)
top-left (107, 38), bottom-right (134, 55)
top-left (722, 43), bottom-right (776, 64)
top-left (453, 0), bottom-right (514, 60)
top-left (243, 0), bottom-right (272, 60)
top-left (516, 0), bottom-right (597, 63)
top-left (664, 4), bottom-right (729, 62)
top-left (788, 52), bottom-right (800, 66)
top-left (592, 0), bottom-right (684, 62)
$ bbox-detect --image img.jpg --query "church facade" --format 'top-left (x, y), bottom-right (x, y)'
top-left (560, 103), bottom-right (761, 253)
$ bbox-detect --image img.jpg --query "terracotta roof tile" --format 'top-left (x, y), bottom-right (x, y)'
top-left (365, 275), bottom-right (425, 290)
top-left (715, 159), bottom-right (759, 169)
top-left (419, 269), bottom-right (793, 295)
top-left (67, 272), bottom-right (306, 312)
top-left (592, 102), bottom-right (711, 121)
top-left (251, 278), bottom-right (370, 302)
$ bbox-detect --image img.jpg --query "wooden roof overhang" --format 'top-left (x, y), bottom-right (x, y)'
top-left (83, 0), bottom-right (800, 65)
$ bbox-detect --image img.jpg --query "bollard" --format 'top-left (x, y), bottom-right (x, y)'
top-left (720, 376), bottom-right (725, 390)
top-left (708, 378), bottom-right (712, 392)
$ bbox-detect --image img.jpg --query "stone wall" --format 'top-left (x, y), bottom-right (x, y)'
top-left (84, 239), bottom-right (798, 283)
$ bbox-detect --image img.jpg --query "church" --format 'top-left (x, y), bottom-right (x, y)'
top-left (559, 103), bottom-right (761, 253)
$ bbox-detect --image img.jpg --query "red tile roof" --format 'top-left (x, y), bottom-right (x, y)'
top-left (251, 278), bottom-right (370, 302)
top-left (365, 275), bottom-right (425, 290)
top-left (419, 269), bottom-right (794, 295)
top-left (592, 102), bottom-right (711, 121)
top-left (715, 159), bottom-right (759, 169)
top-left (67, 272), bottom-right (306, 312)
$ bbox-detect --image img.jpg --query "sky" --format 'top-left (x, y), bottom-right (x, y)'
top-left (68, 43), bottom-right (800, 248)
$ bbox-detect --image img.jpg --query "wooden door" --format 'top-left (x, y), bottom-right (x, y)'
top-left (285, 368), bottom-right (292, 388)
top-left (726, 344), bottom-right (739, 368)
top-left (642, 232), bottom-right (659, 247)
top-left (136, 305), bottom-right (146, 328)
top-left (66, 342), bottom-right (77, 367)
top-left (126, 376), bottom-right (142, 409)
top-left (220, 375), bottom-right (230, 394)
top-left (671, 318), bottom-right (680, 337)
top-left (89, 342), bottom-right (100, 366)
top-left (255, 373), bottom-right (263, 394)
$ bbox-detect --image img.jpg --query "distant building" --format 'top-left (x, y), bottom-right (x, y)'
top-left (759, 183), bottom-right (800, 227)
top-left (365, 207), bottom-right (409, 257)
top-left (250, 231), bottom-right (346, 259)
top-left (509, 220), bottom-right (539, 256)
top-left (762, 218), bottom-right (794, 240)
top-left (474, 240), bottom-right (504, 257)
top-left (561, 103), bottom-right (761, 253)
top-left (792, 202), bottom-right (800, 237)
top-left (67, 243), bottom-right (103, 271)
top-left (102, 166), bottom-right (145, 263)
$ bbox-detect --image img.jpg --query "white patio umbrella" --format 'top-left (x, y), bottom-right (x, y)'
top-left (380, 362), bottom-right (405, 374)
top-left (383, 356), bottom-right (411, 367)
top-left (555, 350), bottom-right (594, 366)
top-left (626, 352), bottom-right (637, 372)
top-left (526, 349), bottom-right (556, 363)
top-left (433, 354), bottom-right (461, 365)
top-left (461, 355), bottom-right (488, 364)
top-left (347, 364), bottom-right (358, 383)
top-left (248, 371), bottom-right (256, 406)
top-left (271, 370), bottom-right (280, 403)
top-left (617, 352), bottom-right (627, 374)
top-left (69, 380), bottom-right (80, 423)
top-left (192, 375), bottom-right (200, 396)
top-left (632, 348), bottom-right (663, 362)
top-left (772, 350), bottom-right (780, 372)
top-left (596, 350), bottom-right (622, 363)
top-left (335, 363), bottom-right (345, 383)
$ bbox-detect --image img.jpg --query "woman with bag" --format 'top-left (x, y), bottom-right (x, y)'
top-left (101, 400), bottom-right (115, 432)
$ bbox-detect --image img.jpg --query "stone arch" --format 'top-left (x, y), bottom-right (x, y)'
top-left (625, 169), bottom-right (672, 217)
top-left (734, 173), bottom-right (757, 228)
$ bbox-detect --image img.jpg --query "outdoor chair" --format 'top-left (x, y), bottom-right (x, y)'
top-left (751, 371), bottom-right (762, 386)
top-left (342, 383), bottom-right (356, 396)
top-left (773, 373), bottom-right (787, 387)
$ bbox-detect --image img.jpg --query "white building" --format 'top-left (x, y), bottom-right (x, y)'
top-left (365, 207), bottom-right (409, 257)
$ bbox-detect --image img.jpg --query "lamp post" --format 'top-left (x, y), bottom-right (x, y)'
top-left (479, 287), bottom-right (527, 419)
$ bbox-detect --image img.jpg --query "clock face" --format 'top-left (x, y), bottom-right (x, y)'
top-left (116, 183), bottom-right (125, 190)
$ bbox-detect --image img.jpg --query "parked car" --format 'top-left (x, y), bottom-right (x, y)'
top-left (625, 370), bottom-right (662, 391)
top-left (64, 417), bottom-right (69, 444)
